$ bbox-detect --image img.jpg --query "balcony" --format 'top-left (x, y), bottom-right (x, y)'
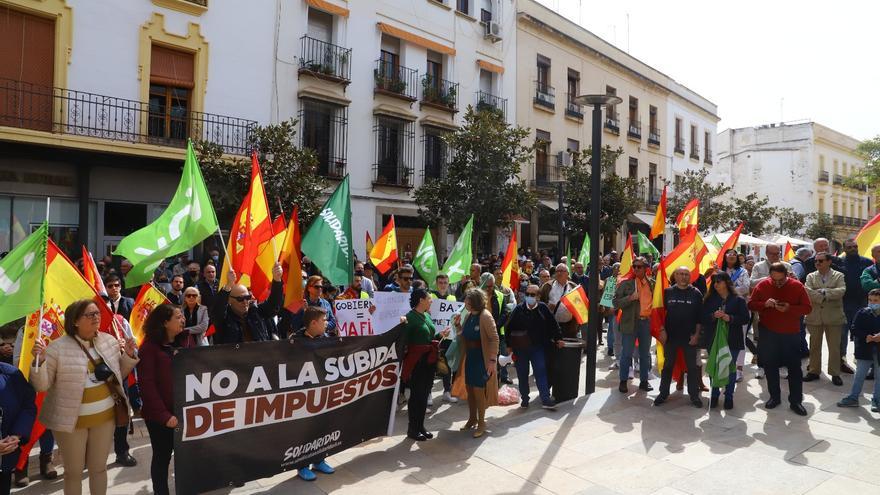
top-left (690, 142), bottom-right (701, 160)
top-left (0, 78), bottom-right (255, 155)
top-left (854, 182), bottom-right (868, 192)
top-left (648, 187), bottom-right (663, 207)
top-left (530, 160), bottom-right (562, 193)
top-left (298, 36), bottom-right (352, 84)
top-left (565, 93), bottom-right (583, 119)
top-left (648, 127), bottom-right (660, 146)
top-left (627, 119), bottom-right (641, 140)
top-left (373, 161), bottom-right (413, 188)
top-left (818, 170), bottom-right (829, 182)
top-left (833, 174), bottom-right (844, 186)
top-left (420, 75), bottom-right (458, 113)
top-left (704, 150), bottom-right (713, 165)
top-left (604, 113), bottom-right (620, 134)
top-left (674, 138), bottom-right (685, 155)
top-left (374, 60), bottom-right (419, 101)
top-left (533, 81), bottom-right (555, 110)
top-left (475, 91), bottom-right (507, 118)
top-left (834, 215), bottom-right (863, 227)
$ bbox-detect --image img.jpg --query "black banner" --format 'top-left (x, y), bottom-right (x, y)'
top-left (172, 327), bottom-right (402, 494)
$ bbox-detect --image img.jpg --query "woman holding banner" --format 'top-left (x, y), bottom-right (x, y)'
top-left (30, 299), bottom-right (138, 495)
top-left (400, 289), bottom-right (440, 441)
top-left (138, 304), bottom-right (187, 495)
top-left (453, 289), bottom-right (499, 438)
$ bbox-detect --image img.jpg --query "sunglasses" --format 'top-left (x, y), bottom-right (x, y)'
top-left (185, 294), bottom-right (198, 298)
top-left (106, 283), bottom-right (121, 288)
top-left (231, 294), bottom-right (253, 302)
top-left (82, 311), bottom-right (102, 319)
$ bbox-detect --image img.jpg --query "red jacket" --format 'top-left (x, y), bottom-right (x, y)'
top-left (137, 341), bottom-right (175, 424)
top-left (747, 277), bottom-right (812, 334)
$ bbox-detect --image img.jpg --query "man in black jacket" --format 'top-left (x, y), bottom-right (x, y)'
top-left (211, 263), bottom-right (284, 344)
top-left (196, 264), bottom-right (220, 311)
top-left (506, 284), bottom-right (564, 409)
top-left (654, 266), bottom-right (704, 408)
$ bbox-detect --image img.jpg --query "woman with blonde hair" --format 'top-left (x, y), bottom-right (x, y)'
top-left (30, 299), bottom-right (138, 495)
top-left (453, 288), bottom-right (499, 438)
top-left (180, 286), bottom-right (209, 347)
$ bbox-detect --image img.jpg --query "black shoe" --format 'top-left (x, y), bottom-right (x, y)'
top-left (765, 398), bottom-right (781, 409)
top-left (803, 373), bottom-right (820, 382)
top-left (841, 362), bottom-right (855, 374)
top-left (691, 398), bottom-right (703, 408)
top-left (710, 396), bottom-right (719, 409)
top-left (653, 394), bottom-right (668, 406)
top-left (233, 481), bottom-right (245, 488)
top-left (608, 350), bottom-right (614, 357)
top-left (407, 431), bottom-right (428, 441)
top-left (501, 377), bottom-right (514, 385)
top-left (724, 399), bottom-right (734, 410)
top-left (619, 380), bottom-right (628, 393)
top-left (639, 381), bottom-right (653, 392)
top-left (790, 403), bottom-right (808, 416)
top-left (867, 372), bottom-right (875, 381)
top-left (419, 430), bottom-right (434, 439)
top-left (115, 454), bottom-right (137, 467)
top-left (832, 376), bottom-right (843, 386)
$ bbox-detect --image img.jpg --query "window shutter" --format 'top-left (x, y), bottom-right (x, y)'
top-left (150, 45), bottom-right (194, 89)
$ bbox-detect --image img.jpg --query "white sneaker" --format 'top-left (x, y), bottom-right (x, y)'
top-left (736, 370), bottom-right (743, 383)
top-left (634, 361), bottom-right (641, 373)
top-left (628, 368), bottom-right (634, 379)
top-left (756, 368), bottom-right (765, 379)
top-left (427, 396), bottom-right (434, 407)
top-left (443, 392), bottom-right (459, 403)
top-left (780, 368), bottom-right (788, 379)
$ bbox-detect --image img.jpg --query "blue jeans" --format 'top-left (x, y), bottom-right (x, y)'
top-left (711, 349), bottom-right (740, 400)
top-left (514, 345), bottom-right (552, 405)
top-left (620, 319), bottom-right (651, 382)
top-left (844, 354), bottom-right (880, 405)
top-left (606, 314), bottom-right (617, 354)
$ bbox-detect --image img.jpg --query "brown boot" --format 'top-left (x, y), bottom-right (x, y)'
top-left (460, 389), bottom-right (478, 431)
top-left (13, 469), bottom-right (29, 488)
top-left (472, 387), bottom-right (487, 438)
top-left (40, 452), bottom-right (58, 480)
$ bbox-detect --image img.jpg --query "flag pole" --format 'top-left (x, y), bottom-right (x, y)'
top-left (34, 197), bottom-right (51, 372)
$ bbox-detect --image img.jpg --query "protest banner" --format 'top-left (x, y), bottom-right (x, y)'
top-left (334, 294), bottom-right (464, 337)
top-left (429, 298), bottom-right (465, 335)
top-left (173, 327), bottom-right (402, 493)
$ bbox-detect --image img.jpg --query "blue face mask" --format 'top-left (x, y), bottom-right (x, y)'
top-left (870, 303), bottom-right (880, 312)
top-left (524, 296), bottom-right (537, 306)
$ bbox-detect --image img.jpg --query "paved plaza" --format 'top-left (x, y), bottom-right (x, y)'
top-left (16, 346), bottom-right (880, 495)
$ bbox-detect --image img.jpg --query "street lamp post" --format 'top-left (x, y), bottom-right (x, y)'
top-left (572, 94), bottom-right (622, 395)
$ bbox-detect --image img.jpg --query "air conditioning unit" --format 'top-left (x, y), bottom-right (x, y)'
top-left (556, 151), bottom-right (572, 167)
top-left (484, 21), bottom-right (502, 42)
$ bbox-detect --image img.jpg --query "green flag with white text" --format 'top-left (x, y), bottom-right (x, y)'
top-left (577, 234), bottom-right (590, 267)
top-left (301, 175), bottom-right (353, 286)
top-left (0, 222), bottom-right (47, 326)
top-left (637, 231), bottom-right (660, 260)
top-left (414, 229), bottom-right (439, 289)
top-left (114, 141), bottom-right (218, 287)
top-left (441, 215), bottom-right (473, 285)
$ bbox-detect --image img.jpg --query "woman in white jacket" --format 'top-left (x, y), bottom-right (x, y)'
top-left (721, 249), bottom-right (751, 381)
top-left (30, 299), bottom-right (138, 495)
top-left (181, 286), bottom-right (209, 346)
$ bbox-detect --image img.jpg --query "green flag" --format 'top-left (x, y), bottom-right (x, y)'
top-left (114, 141), bottom-right (218, 286)
top-left (414, 229), bottom-right (439, 289)
top-left (710, 234), bottom-right (723, 250)
top-left (577, 234), bottom-right (590, 267)
top-left (637, 231), bottom-right (660, 260)
top-left (0, 222), bottom-right (47, 326)
top-left (566, 243), bottom-right (572, 273)
top-left (706, 318), bottom-right (735, 388)
top-left (441, 215), bottom-right (473, 285)
top-left (301, 175), bottom-right (353, 286)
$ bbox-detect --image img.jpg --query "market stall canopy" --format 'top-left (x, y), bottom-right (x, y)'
top-left (714, 231), bottom-right (771, 246)
top-left (765, 234), bottom-right (811, 246)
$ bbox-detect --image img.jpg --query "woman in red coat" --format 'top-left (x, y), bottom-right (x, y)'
top-left (137, 304), bottom-right (186, 495)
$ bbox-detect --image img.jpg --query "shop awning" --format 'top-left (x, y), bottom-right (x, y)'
top-left (539, 199), bottom-right (559, 210)
top-left (305, 0), bottom-right (349, 17)
top-left (627, 212), bottom-right (656, 225)
top-left (377, 22), bottom-right (455, 55)
top-left (715, 231), bottom-right (771, 246)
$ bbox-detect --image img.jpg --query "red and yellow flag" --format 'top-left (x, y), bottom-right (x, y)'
top-left (715, 222), bottom-right (744, 269)
top-left (365, 231), bottom-right (374, 261)
top-left (783, 241), bottom-right (795, 262)
top-left (280, 206), bottom-right (305, 313)
top-left (80, 246), bottom-right (107, 297)
top-left (129, 284), bottom-right (170, 345)
top-left (675, 198), bottom-right (699, 235)
top-left (662, 229), bottom-right (707, 283)
top-left (561, 285), bottom-right (589, 325)
top-left (370, 216), bottom-right (398, 274)
top-left (649, 185), bottom-right (667, 240)
top-left (856, 212), bottom-right (880, 258)
top-left (250, 214), bottom-right (287, 302)
top-left (220, 152), bottom-right (273, 289)
top-left (618, 234), bottom-right (635, 280)
top-left (500, 230), bottom-right (519, 289)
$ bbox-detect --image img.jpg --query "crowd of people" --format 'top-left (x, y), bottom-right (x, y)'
top-left (0, 236), bottom-right (878, 494)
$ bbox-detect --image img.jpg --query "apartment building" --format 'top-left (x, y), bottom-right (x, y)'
top-left (714, 121), bottom-right (870, 239)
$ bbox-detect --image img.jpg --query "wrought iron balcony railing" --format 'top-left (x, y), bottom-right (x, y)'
top-left (299, 36), bottom-right (352, 83)
top-left (374, 60), bottom-right (418, 101)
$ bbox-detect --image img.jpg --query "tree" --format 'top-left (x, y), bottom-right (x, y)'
top-left (805, 212), bottom-right (835, 241)
top-left (776, 207), bottom-right (806, 235)
top-left (195, 119), bottom-right (324, 226)
top-left (562, 145), bottom-right (644, 242)
top-left (730, 193), bottom-right (776, 236)
top-left (414, 106), bottom-right (536, 249)
top-left (847, 136), bottom-right (880, 187)
top-left (666, 169), bottom-right (733, 234)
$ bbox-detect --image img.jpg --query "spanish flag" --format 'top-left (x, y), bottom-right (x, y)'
top-left (649, 185), bottom-right (667, 240)
top-left (618, 234), bottom-right (635, 280)
top-left (856, 213), bottom-right (880, 258)
top-left (280, 206), bottom-right (305, 313)
top-left (80, 246), bottom-right (107, 297)
top-left (129, 284), bottom-right (170, 345)
top-left (650, 259), bottom-right (669, 369)
top-left (675, 198), bottom-right (699, 235)
top-left (220, 152), bottom-right (273, 289)
top-left (661, 229), bottom-right (706, 283)
top-left (365, 231), bottom-right (375, 261)
top-left (783, 241), bottom-right (795, 262)
top-left (370, 216), bottom-right (398, 274)
top-left (250, 214), bottom-right (287, 302)
top-left (715, 222), bottom-right (743, 269)
top-left (561, 285), bottom-right (589, 325)
top-left (500, 229), bottom-right (519, 290)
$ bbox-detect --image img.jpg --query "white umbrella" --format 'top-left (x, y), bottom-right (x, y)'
top-left (766, 234), bottom-right (811, 246)
top-left (714, 231), bottom-right (771, 246)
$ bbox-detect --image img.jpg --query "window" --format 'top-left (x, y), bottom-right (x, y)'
top-left (306, 8), bottom-right (333, 43)
top-left (689, 124), bottom-right (699, 158)
top-left (535, 130), bottom-right (550, 184)
top-left (819, 154), bottom-right (825, 171)
top-left (456, 0), bottom-right (469, 16)
top-left (104, 202), bottom-right (147, 237)
top-left (628, 97), bottom-right (640, 138)
top-left (606, 86), bottom-right (618, 120)
top-left (374, 117), bottom-right (415, 187)
top-left (628, 157), bottom-right (638, 179)
top-left (567, 139), bottom-right (579, 152)
top-left (299, 98), bottom-right (348, 178)
top-left (833, 159), bottom-right (839, 175)
top-left (833, 200), bottom-right (838, 216)
top-left (0, 8), bottom-right (55, 131)
top-left (567, 70), bottom-right (579, 101)
top-left (648, 163), bottom-right (659, 205)
top-left (422, 127), bottom-right (449, 180)
top-left (648, 106), bottom-right (659, 144)
top-left (674, 118), bottom-right (684, 153)
top-left (425, 51), bottom-right (443, 102)
top-left (843, 162), bottom-right (848, 176)
top-left (704, 131), bottom-right (712, 163)
top-left (148, 45), bottom-right (194, 141)
top-left (535, 55), bottom-right (552, 105)
top-left (859, 204), bottom-right (864, 219)
top-left (819, 197), bottom-right (825, 214)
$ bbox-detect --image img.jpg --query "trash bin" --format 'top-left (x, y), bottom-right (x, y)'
top-left (551, 337), bottom-right (586, 403)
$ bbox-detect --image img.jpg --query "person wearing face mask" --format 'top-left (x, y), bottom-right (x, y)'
top-left (182, 261), bottom-right (201, 288)
top-left (836, 288), bottom-right (880, 412)
top-left (748, 263), bottom-right (813, 416)
top-left (505, 285), bottom-right (563, 409)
